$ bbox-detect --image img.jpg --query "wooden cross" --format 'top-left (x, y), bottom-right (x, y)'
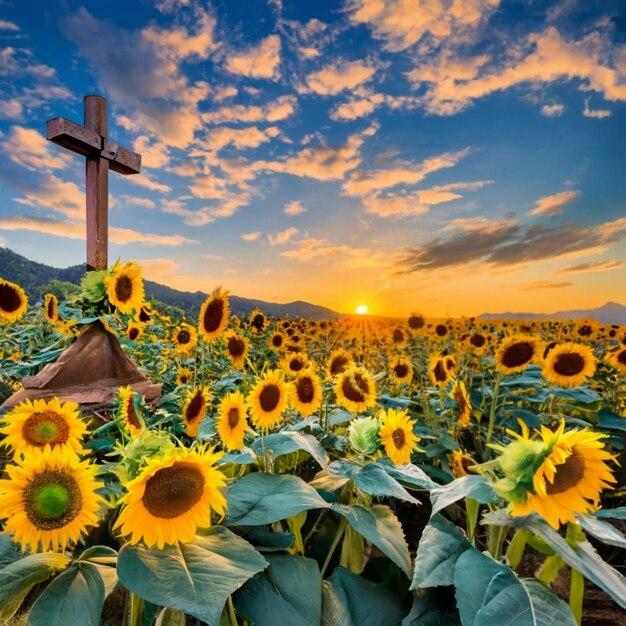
top-left (47, 95), bottom-right (142, 271)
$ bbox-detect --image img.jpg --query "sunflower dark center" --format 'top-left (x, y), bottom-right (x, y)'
top-left (392, 329), bottom-right (404, 342)
top-left (553, 352), bottom-right (585, 376)
top-left (203, 298), bottom-right (225, 333)
top-left (342, 372), bottom-right (369, 403)
top-left (330, 356), bottom-right (349, 375)
top-left (139, 308), bottom-right (151, 323)
top-left (22, 411), bottom-right (70, 447)
top-left (252, 314), bottom-right (265, 329)
top-left (228, 337), bottom-right (245, 358)
top-left (259, 384), bottom-right (280, 412)
top-left (392, 428), bottom-right (405, 449)
top-left (177, 329), bottom-right (191, 344)
top-left (296, 376), bottom-right (315, 403)
top-left (546, 448), bottom-right (585, 494)
top-left (501, 342), bottom-right (534, 368)
top-left (0, 283), bottom-right (21, 312)
top-left (290, 358), bottom-right (305, 372)
top-left (435, 324), bottom-right (448, 337)
top-left (272, 334), bottom-right (283, 347)
top-left (393, 364), bottom-right (409, 378)
top-left (470, 334), bottom-right (486, 347)
top-left (115, 275), bottom-right (133, 303)
top-left (408, 315), bottom-right (424, 330)
top-left (46, 297), bottom-right (57, 319)
top-left (125, 397), bottom-right (142, 430)
top-left (141, 462), bottom-right (205, 519)
top-left (445, 358), bottom-right (455, 371)
top-left (227, 407), bottom-right (240, 428)
top-left (129, 327), bottom-right (140, 341)
top-left (543, 341), bottom-right (557, 360)
top-left (24, 470), bottom-right (82, 529)
top-left (433, 360), bottom-right (447, 382)
top-left (577, 324), bottom-right (593, 337)
top-left (185, 392), bottom-right (205, 422)
top-left (617, 350), bottom-right (626, 366)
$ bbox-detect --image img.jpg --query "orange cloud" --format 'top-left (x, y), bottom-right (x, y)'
top-left (133, 135), bottom-right (170, 169)
top-left (202, 95), bottom-right (297, 124)
top-left (530, 190), bottom-right (580, 217)
top-left (225, 35), bottom-right (281, 79)
top-left (304, 60), bottom-right (376, 95)
top-left (14, 173), bottom-right (83, 220)
top-left (283, 201), bottom-right (306, 216)
top-left (242, 231), bottom-right (262, 241)
top-left (554, 260), bottom-right (625, 274)
top-left (268, 227), bottom-right (298, 246)
top-left (3, 126), bottom-right (69, 171)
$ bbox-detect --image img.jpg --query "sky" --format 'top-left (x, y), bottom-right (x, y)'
top-left (0, 0), bottom-right (624, 317)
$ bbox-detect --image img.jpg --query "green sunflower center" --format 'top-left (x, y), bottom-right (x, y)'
top-left (22, 411), bottom-right (70, 447)
top-left (115, 275), bottom-right (133, 303)
top-left (24, 470), bottom-right (82, 529)
top-left (259, 384), bottom-right (281, 412)
top-left (546, 447), bottom-right (585, 494)
top-left (142, 462), bottom-right (205, 519)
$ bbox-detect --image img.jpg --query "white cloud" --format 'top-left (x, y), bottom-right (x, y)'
top-left (0, 20), bottom-right (20, 31)
top-left (583, 98), bottom-right (611, 118)
top-left (540, 103), bottom-right (564, 117)
top-left (225, 35), bottom-right (281, 79)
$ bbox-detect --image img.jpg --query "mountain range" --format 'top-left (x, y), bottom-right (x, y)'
top-left (480, 301), bottom-right (626, 325)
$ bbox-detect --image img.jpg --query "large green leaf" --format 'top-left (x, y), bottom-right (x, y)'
top-left (322, 567), bottom-right (406, 626)
top-left (225, 473), bottom-right (330, 526)
top-left (77, 545), bottom-right (118, 596)
top-left (250, 432), bottom-right (329, 469)
top-left (402, 589), bottom-right (461, 626)
top-left (376, 461), bottom-right (438, 490)
top-left (0, 552), bottom-right (70, 621)
top-left (26, 562), bottom-right (106, 626)
top-left (577, 516), bottom-right (626, 549)
top-left (353, 463), bottom-right (420, 505)
top-left (411, 515), bottom-right (470, 590)
top-left (454, 548), bottom-right (576, 626)
top-left (484, 511), bottom-right (626, 609)
top-left (333, 504), bottom-right (411, 576)
top-left (594, 507), bottom-right (626, 520)
top-left (429, 476), bottom-right (496, 516)
top-left (117, 527), bottom-right (268, 626)
top-left (235, 553), bottom-right (321, 626)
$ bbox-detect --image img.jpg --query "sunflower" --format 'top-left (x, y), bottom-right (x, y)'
top-left (172, 323), bottom-right (197, 354)
top-left (280, 352), bottom-right (309, 377)
top-left (114, 445), bottom-right (226, 549)
top-left (448, 449), bottom-right (476, 478)
top-left (451, 380), bottom-right (472, 426)
top-left (543, 343), bottom-right (596, 388)
top-left (290, 369), bottom-right (323, 418)
top-left (467, 332), bottom-right (488, 354)
top-left (217, 391), bottom-right (251, 451)
top-left (105, 261), bottom-right (144, 314)
top-left (198, 286), bottom-right (229, 342)
top-left (116, 386), bottom-right (145, 438)
top-left (43, 293), bottom-right (59, 324)
top-left (0, 278), bottom-right (28, 323)
top-left (176, 367), bottom-right (193, 386)
top-left (126, 322), bottom-right (143, 342)
top-left (407, 313), bottom-right (425, 332)
top-left (389, 356), bottom-right (413, 385)
top-left (0, 397), bottom-right (87, 457)
top-left (326, 348), bottom-right (353, 377)
top-left (605, 346), bottom-right (626, 375)
top-left (390, 328), bottom-right (407, 347)
top-left (492, 421), bottom-right (617, 528)
top-left (335, 365), bottom-right (377, 414)
top-left (378, 409), bottom-right (422, 465)
top-left (428, 353), bottom-right (452, 387)
top-left (137, 304), bottom-right (153, 325)
top-left (433, 323), bottom-right (449, 339)
top-left (0, 446), bottom-right (103, 552)
top-left (224, 330), bottom-right (249, 370)
top-left (182, 386), bottom-right (210, 437)
top-left (249, 308), bottom-right (267, 334)
top-left (495, 335), bottom-right (539, 374)
top-left (574, 319), bottom-right (597, 341)
top-left (247, 369), bottom-right (289, 430)
top-left (269, 331), bottom-right (285, 351)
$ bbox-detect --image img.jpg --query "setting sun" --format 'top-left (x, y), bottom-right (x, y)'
top-left (356, 305), bottom-right (368, 315)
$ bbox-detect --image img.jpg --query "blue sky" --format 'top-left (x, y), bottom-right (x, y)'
top-left (0, 0), bottom-right (624, 316)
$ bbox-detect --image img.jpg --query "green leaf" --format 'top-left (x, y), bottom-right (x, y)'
top-left (235, 553), bottom-right (321, 626)
top-left (77, 546), bottom-right (118, 596)
top-left (430, 476), bottom-right (496, 516)
top-left (225, 473), bottom-right (330, 526)
top-left (322, 567), bottom-right (406, 626)
top-left (594, 507), bottom-right (626, 520)
top-left (117, 527), bottom-right (268, 626)
top-left (26, 562), bottom-right (106, 626)
top-left (376, 461), bottom-right (437, 490)
top-left (250, 431), bottom-right (329, 469)
top-left (354, 463), bottom-right (420, 505)
top-left (0, 552), bottom-right (70, 621)
top-left (577, 516), bottom-right (626, 549)
top-left (597, 409), bottom-right (626, 434)
top-left (483, 511), bottom-right (626, 610)
top-left (454, 548), bottom-right (576, 626)
top-left (411, 515), bottom-right (470, 590)
top-left (154, 607), bottom-right (187, 626)
top-left (333, 504), bottom-right (411, 576)
top-left (402, 589), bottom-right (461, 626)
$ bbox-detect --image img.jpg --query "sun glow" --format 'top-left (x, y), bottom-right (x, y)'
top-left (356, 305), bottom-right (368, 315)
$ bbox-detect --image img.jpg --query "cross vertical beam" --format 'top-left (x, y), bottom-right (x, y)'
top-left (85, 96), bottom-right (109, 271)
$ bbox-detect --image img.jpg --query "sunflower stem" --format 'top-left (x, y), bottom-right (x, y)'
top-left (127, 592), bottom-right (144, 626)
top-left (486, 372), bottom-right (503, 446)
top-left (227, 595), bottom-right (239, 626)
top-left (505, 529), bottom-right (530, 569)
top-left (465, 497), bottom-right (479, 544)
top-left (569, 567), bottom-right (584, 626)
top-left (320, 517), bottom-right (348, 578)
top-left (486, 522), bottom-right (507, 560)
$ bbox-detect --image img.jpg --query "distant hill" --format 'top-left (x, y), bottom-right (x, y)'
top-left (480, 302), bottom-right (626, 325)
top-left (0, 248), bottom-right (343, 320)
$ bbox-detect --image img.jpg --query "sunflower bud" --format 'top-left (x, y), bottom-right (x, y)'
top-left (348, 416), bottom-right (380, 456)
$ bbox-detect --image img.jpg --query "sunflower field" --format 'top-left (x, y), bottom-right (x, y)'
top-left (0, 265), bottom-right (625, 626)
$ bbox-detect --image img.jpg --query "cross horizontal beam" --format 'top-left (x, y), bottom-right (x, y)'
top-left (47, 117), bottom-right (141, 175)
